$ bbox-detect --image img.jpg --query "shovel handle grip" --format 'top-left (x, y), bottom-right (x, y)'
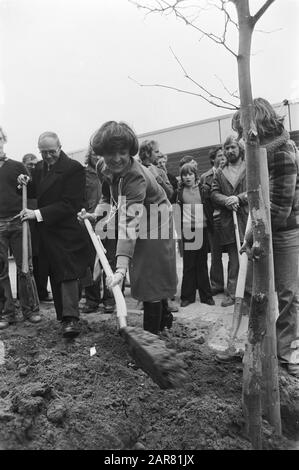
top-left (84, 218), bottom-right (127, 329)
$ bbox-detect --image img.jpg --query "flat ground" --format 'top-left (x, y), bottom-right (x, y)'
top-left (0, 253), bottom-right (298, 450)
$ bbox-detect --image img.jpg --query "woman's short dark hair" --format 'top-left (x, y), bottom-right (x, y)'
top-left (179, 162), bottom-right (198, 183)
top-left (208, 146), bottom-right (222, 164)
top-left (139, 140), bottom-right (158, 163)
top-left (90, 121), bottom-right (139, 157)
top-left (232, 97), bottom-right (285, 139)
top-left (179, 155), bottom-right (197, 168)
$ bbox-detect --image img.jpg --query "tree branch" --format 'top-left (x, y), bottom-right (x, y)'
top-left (214, 74), bottom-right (239, 99)
top-left (252, 0), bottom-right (276, 26)
top-left (169, 46), bottom-right (238, 107)
top-left (130, 0), bottom-right (238, 57)
top-left (128, 76), bottom-right (238, 110)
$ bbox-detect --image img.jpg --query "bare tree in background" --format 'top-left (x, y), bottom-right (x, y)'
top-left (130, 0), bottom-right (280, 449)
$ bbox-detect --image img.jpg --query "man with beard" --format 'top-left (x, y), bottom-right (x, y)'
top-left (211, 136), bottom-right (249, 307)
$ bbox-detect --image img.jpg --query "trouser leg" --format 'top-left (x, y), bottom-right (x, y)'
top-left (50, 277), bottom-right (63, 321)
top-left (50, 278), bottom-right (80, 322)
top-left (226, 242), bottom-right (239, 299)
top-left (0, 223), bottom-right (15, 316)
top-left (84, 256), bottom-right (102, 307)
top-left (61, 280), bottom-right (80, 320)
top-left (160, 298), bottom-right (173, 331)
top-left (10, 220), bottom-right (37, 316)
top-left (208, 229), bottom-right (224, 291)
top-left (85, 279), bottom-right (101, 307)
top-left (36, 255), bottom-right (50, 299)
top-left (197, 228), bottom-right (212, 301)
top-left (102, 238), bottom-right (117, 307)
top-left (274, 243), bottom-right (299, 365)
top-left (143, 301), bottom-right (162, 335)
top-left (181, 246), bottom-right (197, 302)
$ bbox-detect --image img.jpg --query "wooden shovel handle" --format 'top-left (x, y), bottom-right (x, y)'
top-left (233, 210), bottom-right (241, 264)
top-left (22, 184), bottom-right (29, 273)
top-left (84, 218), bottom-right (127, 329)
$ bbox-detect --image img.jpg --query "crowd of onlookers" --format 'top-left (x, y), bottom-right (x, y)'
top-left (0, 97), bottom-right (298, 377)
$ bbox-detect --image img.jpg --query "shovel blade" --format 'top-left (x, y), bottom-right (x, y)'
top-left (120, 326), bottom-right (188, 389)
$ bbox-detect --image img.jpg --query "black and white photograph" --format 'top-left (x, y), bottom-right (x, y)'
top-left (0, 0), bottom-right (298, 453)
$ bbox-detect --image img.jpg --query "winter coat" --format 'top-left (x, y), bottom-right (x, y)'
top-left (84, 164), bottom-right (102, 213)
top-left (211, 163), bottom-right (248, 246)
top-left (263, 130), bottom-right (299, 235)
top-left (200, 167), bottom-right (216, 230)
top-left (143, 163), bottom-right (174, 201)
top-left (95, 158), bottom-right (177, 302)
top-left (27, 151), bottom-right (90, 282)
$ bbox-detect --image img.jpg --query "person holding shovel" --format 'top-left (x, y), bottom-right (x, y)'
top-left (232, 98), bottom-right (299, 378)
top-left (0, 127), bottom-right (41, 330)
top-left (22, 153), bottom-right (52, 303)
top-left (211, 135), bottom-right (249, 307)
top-left (18, 132), bottom-right (89, 338)
top-left (78, 121), bottom-right (177, 335)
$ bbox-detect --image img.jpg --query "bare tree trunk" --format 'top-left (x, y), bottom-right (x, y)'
top-left (259, 149), bottom-right (281, 435)
top-left (233, 0), bottom-right (281, 448)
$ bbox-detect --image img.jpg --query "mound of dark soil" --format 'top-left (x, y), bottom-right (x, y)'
top-left (0, 305), bottom-right (298, 450)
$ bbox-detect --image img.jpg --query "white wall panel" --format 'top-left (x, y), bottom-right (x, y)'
top-left (289, 102), bottom-right (299, 131)
top-left (138, 119), bottom-right (220, 154)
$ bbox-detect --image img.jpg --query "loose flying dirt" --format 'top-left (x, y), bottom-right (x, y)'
top-left (0, 301), bottom-right (298, 450)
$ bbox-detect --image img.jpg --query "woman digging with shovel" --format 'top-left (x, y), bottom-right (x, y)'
top-left (78, 121), bottom-right (176, 336)
top-left (77, 121), bottom-right (187, 389)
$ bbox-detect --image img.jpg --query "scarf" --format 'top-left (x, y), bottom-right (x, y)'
top-left (262, 129), bottom-right (290, 153)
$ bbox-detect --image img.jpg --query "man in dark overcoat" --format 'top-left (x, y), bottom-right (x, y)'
top-left (18, 132), bottom-right (89, 338)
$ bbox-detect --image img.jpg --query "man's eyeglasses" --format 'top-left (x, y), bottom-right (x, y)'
top-left (39, 148), bottom-right (60, 156)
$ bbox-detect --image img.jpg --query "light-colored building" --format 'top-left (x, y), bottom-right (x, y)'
top-left (68, 100), bottom-right (299, 176)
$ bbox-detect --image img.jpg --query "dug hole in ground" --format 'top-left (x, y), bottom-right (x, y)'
top-left (0, 253), bottom-right (298, 450)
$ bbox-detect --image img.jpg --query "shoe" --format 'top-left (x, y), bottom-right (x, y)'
top-left (40, 293), bottom-right (53, 302)
top-left (0, 320), bottom-right (9, 330)
top-left (180, 300), bottom-right (192, 307)
top-left (3, 313), bottom-right (17, 324)
top-left (62, 319), bottom-right (80, 338)
top-left (81, 304), bottom-right (98, 314)
top-left (221, 296), bottom-right (235, 307)
top-left (201, 298), bottom-right (215, 306)
top-left (103, 304), bottom-right (115, 314)
top-left (167, 300), bottom-right (179, 312)
top-left (160, 312), bottom-right (174, 331)
top-left (211, 287), bottom-right (224, 296)
top-left (215, 349), bottom-right (243, 363)
top-left (24, 312), bottom-right (42, 323)
top-left (287, 364), bottom-right (299, 378)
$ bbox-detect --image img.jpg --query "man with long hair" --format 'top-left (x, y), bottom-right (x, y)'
top-left (233, 98), bottom-right (299, 378)
top-left (211, 136), bottom-right (249, 307)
